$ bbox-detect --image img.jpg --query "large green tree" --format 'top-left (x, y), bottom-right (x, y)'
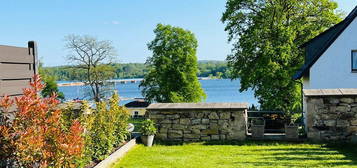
top-left (222, 0), bottom-right (342, 112)
top-left (140, 24), bottom-right (206, 103)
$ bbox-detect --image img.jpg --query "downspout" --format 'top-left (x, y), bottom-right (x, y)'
top-left (294, 80), bottom-right (304, 125)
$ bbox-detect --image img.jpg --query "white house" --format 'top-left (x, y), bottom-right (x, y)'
top-left (293, 6), bottom-right (357, 89)
top-left (293, 6), bottom-right (357, 139)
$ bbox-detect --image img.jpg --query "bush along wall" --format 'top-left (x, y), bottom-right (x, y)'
top-left (61, 93), bottom-right (130, 166)
top-left (0, 75), bottom-right (130, 168)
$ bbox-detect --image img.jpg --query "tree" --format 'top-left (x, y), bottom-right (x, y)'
top-left (140, 24), bottom-right (206, 103)
top-left (222, 0), bottom-right (342, 112)
top-left (38, 61), bottom-right (65, 100)
top-left (65, 35), bottom-right (117, 102)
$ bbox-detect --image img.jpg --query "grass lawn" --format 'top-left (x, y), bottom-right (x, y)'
top-left (113, 141), bottom-right (357, 168)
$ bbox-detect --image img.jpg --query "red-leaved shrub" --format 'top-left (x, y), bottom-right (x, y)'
top-left (0, 75), bottom-right (84, 168)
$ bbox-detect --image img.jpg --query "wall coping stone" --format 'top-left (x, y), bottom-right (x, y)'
top-left (147, 103), bottom-right (248, 110)
top-left (304, 89), bottom-right (357, 97)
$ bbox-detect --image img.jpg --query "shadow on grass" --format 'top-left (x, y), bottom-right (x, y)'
top-left (152, 140), bottom-right (357, 167)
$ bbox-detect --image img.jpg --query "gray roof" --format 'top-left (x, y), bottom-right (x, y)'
top-left (304, 89), bottom-right (357, 96)
top-left (147, 102), bottom-right (248, 110)
top-left (293, 6), bottom-right (357, 80)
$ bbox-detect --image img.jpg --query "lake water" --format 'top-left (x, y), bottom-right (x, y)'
top-left (58, 79), bottom-right (258, 106)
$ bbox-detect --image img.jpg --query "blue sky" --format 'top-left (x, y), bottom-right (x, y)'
top-left (0, 0), bottom-right (356, 66)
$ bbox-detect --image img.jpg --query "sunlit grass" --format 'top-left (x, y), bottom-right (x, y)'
top-left (113, 141), bottom-right (357, 168)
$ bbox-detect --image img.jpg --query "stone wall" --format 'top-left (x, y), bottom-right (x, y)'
top-left (147, 103), bottom-right (248, 142)
top-left (305, 95), bottom-right (357, 141)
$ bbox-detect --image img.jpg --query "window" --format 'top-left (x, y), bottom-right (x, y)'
top-left (134, 111), bottom-right (139, 118)
top-left (352, 50), bottom-right (357, 72)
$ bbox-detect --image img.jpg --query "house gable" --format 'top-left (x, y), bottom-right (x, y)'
top-left (293, 6), bottom-right (357, 80)
top-left (306, 16), bottom-right (357, 89)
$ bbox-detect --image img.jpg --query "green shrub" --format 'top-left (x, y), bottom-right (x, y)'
top-left (59, 92), bottom-right (130, 166)
top-left (140, 119), bottom-right (157, 136)
top-left (88, 92), bottom-right (130, 161)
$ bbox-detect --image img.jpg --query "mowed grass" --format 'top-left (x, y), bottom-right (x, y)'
top-left (113, 141), bottom-right (357, 168)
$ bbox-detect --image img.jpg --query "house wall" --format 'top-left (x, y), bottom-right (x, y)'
top-left (147, 108), bottom-right (247, 142)
top-left (305, 95), bottom-right (357, 142)
top-left (127, 108), bottom-right (146, 117)
top-left (304, 17), bottom-right (357, 89)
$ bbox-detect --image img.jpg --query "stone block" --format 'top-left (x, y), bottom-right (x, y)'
top-left (195, 112), bottom-right (204, 118)
top-left (201, 128), bottom-right (219, 135)
top-left (180, 118), bottom-right (190, 125)
top-left (210, 119), bottom-right (218, 123)
top-left (351, 120), bottom-right (357, 126)
top-left (329, 106), bottom-right (337, 113)
top-left (220, 128), bottom-right (230, 134)
top-left (159, 128), bottom-right (168, 133)
top-left (192, 129), bottom-right (200, 134)
top-left (324, 120), bottom-right (336, 127)
top-left (211, 135), bottom-right (220, 140)
top-left (336, 106), bottom-right (348, 112)
top-left (208, 112), bottom-right (219, 119)
top-left (219, 112), bottom-right (231, 119)
top-left (220, 135), bottom-right (226, 140)
top-left (156, 133), bottom-right (167, 140)
top-left (336, 120), bottom-right (349, 127)
top-left (352, 107), bottom-right (357, 113)
top-left (309, 98), bottom-right (323, 105)
top-left (172, 119), bottom-right (179, 124)
top-left (168, 130), bottom-right (183, 138)
top-left (201, 136), bottom-right (211, 141)
top-left (161, 124), bottom-right (172, 128)
top-left (348, 126), bottom-right (357, 133)
top-left (341, 98), bottom-right (354, 104)
top-left (202, 119), bottom-right (209, 124)
top-left (227, 131), bottom-right (245, 140)
top-left (184, 130), bottom-right (191, 134)
top-left (172, 124), bottom-right (186, 129)
top-left (184, 134), bottom-right (200, 139)
top-left (192, 119), bottom-right (201, 125)
top-left (161, 111), bottom-right (176, 115)
top-left (307, 130), bottom-right (320, 141)
top-left (150, 114), bottom-right (165, 119)
top-left (329, 98), bottom-right (339, 104)
top-left (190, 125), bottom-right (206, 130)
top-left (209, 123), bottom-right (219, 129)
top-left (161, 119), bottom-right (172, 124)
top-left (167, 114), bottom-right (180, 119)
top-left (218, 120), bottom-right (228, 126)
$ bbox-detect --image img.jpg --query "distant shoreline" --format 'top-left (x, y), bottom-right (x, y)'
top-left (57, 77), bottom-right (231, 87)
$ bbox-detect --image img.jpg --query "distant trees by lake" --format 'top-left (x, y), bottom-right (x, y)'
top-left (41, 60), bottom-right (230, 81)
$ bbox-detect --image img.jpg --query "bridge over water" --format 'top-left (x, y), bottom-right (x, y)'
top-left (57, 77), bottom-right (211, 87)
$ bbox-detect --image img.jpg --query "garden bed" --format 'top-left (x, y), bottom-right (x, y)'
top-left (112, 141), bottom-right (357, 168)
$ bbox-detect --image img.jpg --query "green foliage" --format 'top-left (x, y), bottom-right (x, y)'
top-left (59, 93), bottom-right (130, 165)
top-left (140, 24), bottom-right (206, 103)
top-left (41, 76), bottom-right (65, 100)
top-left (88, 92), bottom-right (130, 161)
top-left (38, 61), bottom-right (65, 100)
top-left (139, 119), bottom-right (157, 136)
top-left (41, 61), bottom-right (230, 81)
top-left (222, 0), bottom-right (342, 113)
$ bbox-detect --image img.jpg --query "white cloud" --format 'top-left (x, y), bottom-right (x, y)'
top-left (111, 20), bottom-right (120, 25)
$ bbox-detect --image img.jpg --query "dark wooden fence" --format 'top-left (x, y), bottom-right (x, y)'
top-left (0, 41), bottom-right (37, 97)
